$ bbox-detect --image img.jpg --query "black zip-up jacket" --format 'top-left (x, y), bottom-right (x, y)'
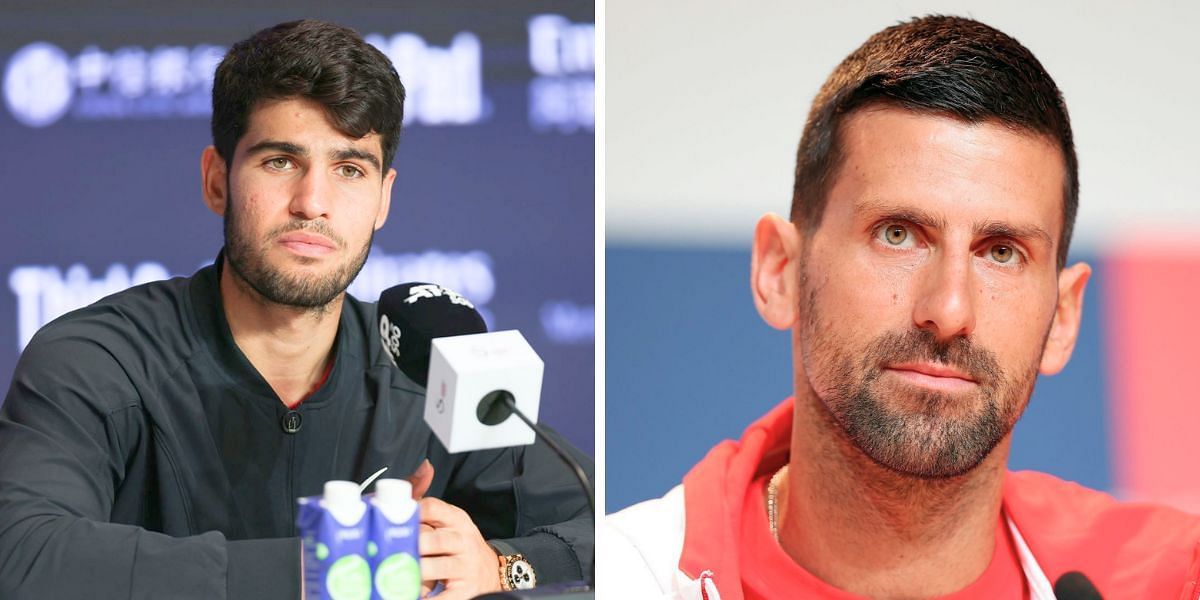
top-left (0, 258), bottom-right (593, 599)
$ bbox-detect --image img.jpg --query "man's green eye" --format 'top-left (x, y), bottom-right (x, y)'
top-left (884, 225), bottom-right (908, 245)
top-left (991, 245), bottom-right (1015, 263)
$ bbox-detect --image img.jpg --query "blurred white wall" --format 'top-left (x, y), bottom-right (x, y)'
top-left (607, 0), bottom-right (1200, 252)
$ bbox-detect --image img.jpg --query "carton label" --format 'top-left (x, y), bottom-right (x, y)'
top-left (369, 503), bottom-right (421, 600)
top-left (298, 497), bottom-right (371, 600)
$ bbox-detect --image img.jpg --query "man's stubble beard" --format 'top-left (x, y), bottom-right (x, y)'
top-left (797, 259), bottom-right (1044, 479)
top-left (223, 192), bottom-right (373, 312)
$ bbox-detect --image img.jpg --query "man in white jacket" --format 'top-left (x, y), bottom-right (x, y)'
top-left (603, 15), bottom-right (1200, 600)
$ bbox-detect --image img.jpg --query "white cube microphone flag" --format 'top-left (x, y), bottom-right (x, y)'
top-left (376, 283), bottom-right (543, 453)
top-left (426, 330), bottom-right (544, 453)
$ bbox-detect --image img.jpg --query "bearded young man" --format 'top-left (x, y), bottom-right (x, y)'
top-left (0, 20), bottom-right (592, 599)
top-left (604, 16), bottom-right (1200, 600)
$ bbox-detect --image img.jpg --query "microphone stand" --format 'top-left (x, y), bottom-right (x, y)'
top-left (473, 391), bottom-right (596, 595)
top-left (499, 395), bottom-right (596, 520)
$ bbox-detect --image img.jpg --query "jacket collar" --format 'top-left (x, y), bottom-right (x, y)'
top-left (677, 397), bottom-right (1052, 599)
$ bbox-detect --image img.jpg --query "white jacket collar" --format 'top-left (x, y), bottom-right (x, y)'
top-left (671, 511), bottom-right (1051, 600)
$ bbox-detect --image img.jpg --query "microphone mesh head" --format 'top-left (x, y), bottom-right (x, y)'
top-left (1053, 571), bottom-right (1102, 600)
top-left (377, 283), bottom-right (486, 387)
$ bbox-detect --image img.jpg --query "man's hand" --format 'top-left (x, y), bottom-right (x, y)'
top-left (405, 459), bottom-right (435, 499)
top-left (418, 497), bottom-right (503, 600)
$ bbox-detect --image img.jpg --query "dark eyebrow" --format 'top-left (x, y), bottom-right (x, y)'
top-left (332, 147), bottom-right (382, 173)
top-left (853, 199), bottom-right (947, 231)
top-left (975, 220), bottom-right (1054, 248)
top-left (245, 140), bottom-right (307, 157)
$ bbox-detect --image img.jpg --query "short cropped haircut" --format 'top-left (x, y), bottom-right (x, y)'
top-left (791, 15), bottom-right (1077, 268)
top-left (211, 19), bottom-right (406, 173)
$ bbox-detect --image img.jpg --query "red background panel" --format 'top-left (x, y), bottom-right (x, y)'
top-left (1106, 248), bottom-right (1200, 510)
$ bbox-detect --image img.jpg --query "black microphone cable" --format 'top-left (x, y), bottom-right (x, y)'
top-left (477, 390), bottom-right (596, 519)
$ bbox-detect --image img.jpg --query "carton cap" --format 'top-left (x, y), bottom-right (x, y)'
top-left (323, 480), bottom-right (362, 506)
top-left (375, 479), bottom-right (413, 504)
top-left (374, 478), bottom-right (418, 521)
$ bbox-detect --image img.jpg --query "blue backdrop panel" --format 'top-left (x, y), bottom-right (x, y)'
top-left (0, 2), bottom-right (595, 453)
top-left (605, 246), bottom-right (1109, 512)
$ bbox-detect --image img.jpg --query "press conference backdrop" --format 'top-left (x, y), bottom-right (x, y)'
top-left (0, 2), bottom-right (595, 453)
top-left (607, 1), bottom-right (1200, 512)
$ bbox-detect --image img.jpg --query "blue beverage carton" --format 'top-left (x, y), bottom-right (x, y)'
top-left (297, 481), bottom-right (372, 600)
top-left (368, 479), bottom-right (421, 600)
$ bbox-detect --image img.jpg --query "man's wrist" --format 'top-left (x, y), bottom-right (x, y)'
top-left (493, 547), bottom-right (507, 591)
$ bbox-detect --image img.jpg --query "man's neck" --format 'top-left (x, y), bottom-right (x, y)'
top-left (220, 260), bottom-right (341, 408)
top-left (779, 390), bottom-right (1009, 599)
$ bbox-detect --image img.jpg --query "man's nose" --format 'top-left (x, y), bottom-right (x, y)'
top-left (912, 250), bottom-right (977, 341)
top-left (289, 167), bottom-right (331, 220)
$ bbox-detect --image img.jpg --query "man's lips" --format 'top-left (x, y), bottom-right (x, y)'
top-left (884, 362), bottom-right (978, 392)
top-left (277, 232), bottom-right (337, 256)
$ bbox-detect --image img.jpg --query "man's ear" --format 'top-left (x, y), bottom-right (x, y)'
top-left (200, 146), bottom-right (228, 217)
top-left (751, 214), bottom-right (803, 330)
top-left (375, 167), bottom-right (396, 230)
top-left (1039, 261), bottom-right (1092, 375)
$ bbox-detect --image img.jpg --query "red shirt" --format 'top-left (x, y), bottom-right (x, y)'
top-left (739, 474), bottom-right (1029, 599)
top-left (677, 399), bottom-right (1200, 599)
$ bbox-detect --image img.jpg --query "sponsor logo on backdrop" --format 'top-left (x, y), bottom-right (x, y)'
top-left (527, 14), bottom-right (594, 134)
top-left (8, 261), bottom-right (171, 350)
top-left (363, 32), bottom-right (486, 126)
top-left (2, 43), bottom-right (75, 127)
top-left (346, 250), bottom-right (494, 313)
top-left (7, 248), bottom-right (497, 352)
top-left (2, 31), bottom-right (488, 128)
top-left (3, 41), bottom-right (223, 125)
top-left (539, 300), bottom-right (594, 344)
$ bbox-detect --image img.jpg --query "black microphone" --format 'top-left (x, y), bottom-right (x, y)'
top-left (377, 282), bottom-right (486, 386)
top-left (376, 283), bottom-right (596, 587)
top-left (1054, 571), bottom-right (1103, 600)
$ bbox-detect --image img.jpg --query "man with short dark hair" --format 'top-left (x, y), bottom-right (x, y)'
top-left (0, 20), bottom-right (592, 600)
top-left (604, 16), bottom-right (1199, 599)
